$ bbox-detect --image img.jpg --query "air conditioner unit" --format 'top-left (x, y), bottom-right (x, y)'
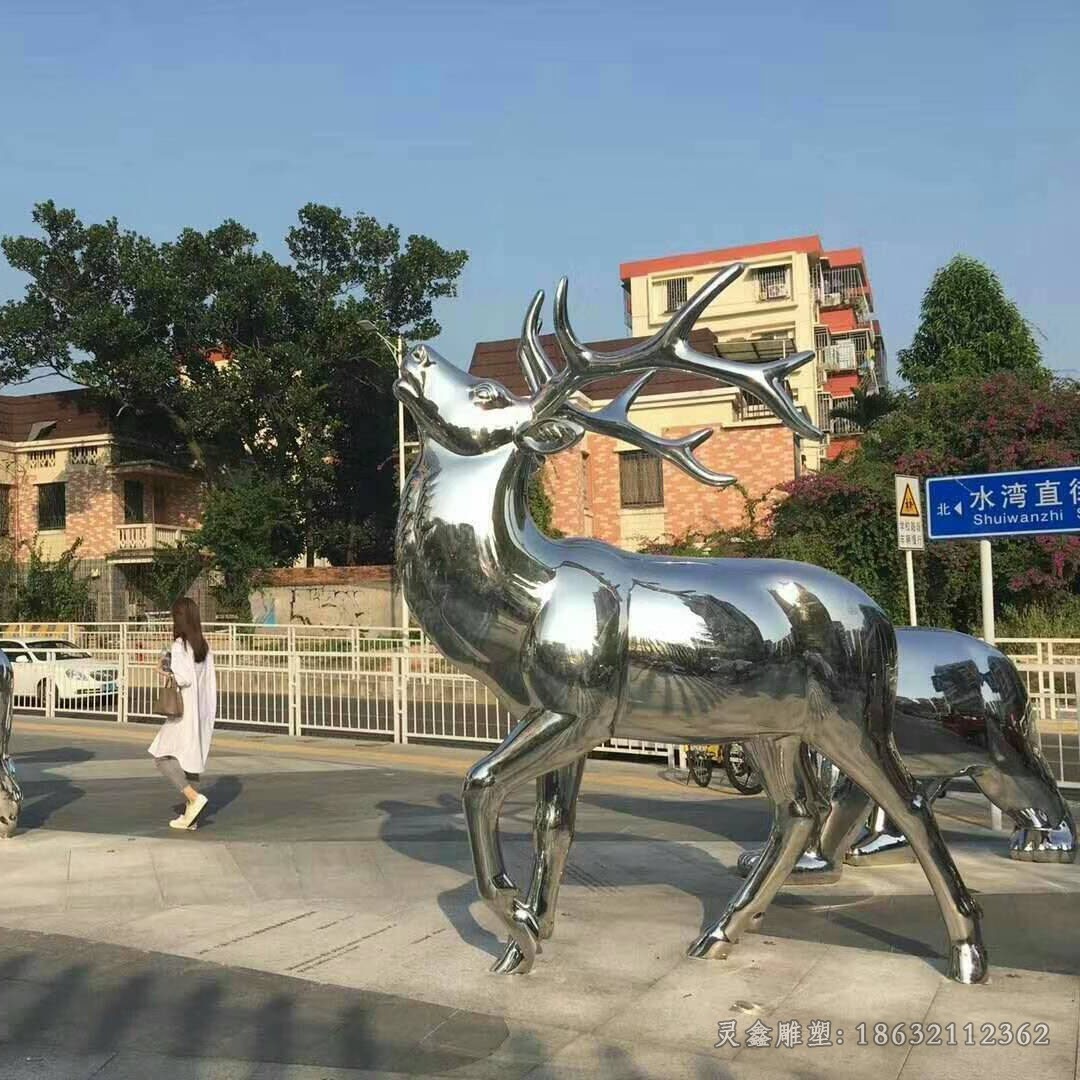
top-left (765, 283), bottom-right (788, 299)
top-left (823, 291), bottom-right (842, 306)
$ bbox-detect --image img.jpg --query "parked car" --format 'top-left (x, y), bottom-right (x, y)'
top-left (0, 638), bottom-right (119, 707)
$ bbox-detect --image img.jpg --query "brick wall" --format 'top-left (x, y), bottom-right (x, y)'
top-left (662, 424), bottom-right (795, 537)
top-left (9, 466), bottom-right (206, 560)
top-left (542, 424), bottom-right (796, 546)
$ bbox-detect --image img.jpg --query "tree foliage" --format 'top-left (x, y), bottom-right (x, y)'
top-left (195, 476), bottom-right (303, 618)
top-left (649, 375), bottom-right (1080, 631)
top-left (11, 541), bottom-right (94, 620)
top-left (0, 201), bottom-right (468, 567)
top-left (896, 256), bottom-right (1045, 386)
top-left (141, 542), bottom-right (207, 613)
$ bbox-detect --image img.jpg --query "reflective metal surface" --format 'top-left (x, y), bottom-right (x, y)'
top-left (741, 628), bottom-right (1077, 879)
top-left (394, 265), bottom-right (987, 983)
top-left (0, 650), bottom-right (21, 838)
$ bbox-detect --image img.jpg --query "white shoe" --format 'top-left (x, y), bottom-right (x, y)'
top-left (170, 793), bottom-right (208, 830)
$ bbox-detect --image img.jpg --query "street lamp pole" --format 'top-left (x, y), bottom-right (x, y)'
top-left (360, 321), bottom-right (412, 638)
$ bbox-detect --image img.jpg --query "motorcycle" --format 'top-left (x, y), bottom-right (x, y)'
top-left (683, 742), bottom-right (763, 795)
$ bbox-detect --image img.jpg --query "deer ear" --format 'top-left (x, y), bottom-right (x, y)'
top-left (517, 418), bottom-right (584, 455)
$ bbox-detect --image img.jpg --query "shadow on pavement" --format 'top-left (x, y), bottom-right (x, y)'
top-left (374, 789), bottom-right (1080, 981)
top-left (0, 928), bottom-right (525, 1076)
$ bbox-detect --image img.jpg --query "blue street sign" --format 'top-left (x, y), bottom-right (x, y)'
top-left (926, 466), bottom-right (1080, 540)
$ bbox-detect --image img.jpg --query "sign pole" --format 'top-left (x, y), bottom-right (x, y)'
top-left (904, 549), bottom-right (918, 626)
top-left (979, 539), bottom-right (995, 645)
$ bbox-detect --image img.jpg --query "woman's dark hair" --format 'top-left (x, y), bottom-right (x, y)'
top-left (172, 597), bottom-right (209, 663)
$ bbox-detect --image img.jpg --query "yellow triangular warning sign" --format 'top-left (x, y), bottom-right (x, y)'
top-left (899, 484), bottom-right (920, 517)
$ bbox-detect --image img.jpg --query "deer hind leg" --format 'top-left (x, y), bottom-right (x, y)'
top-left (690, 736), bottom-right (817, 959)
top-left (462, 709), bottom-right (591, 975)
top-left (814, 732), bottom-right (987, 983)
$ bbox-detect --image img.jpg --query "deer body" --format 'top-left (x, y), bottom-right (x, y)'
top-left (393, 265), bottom-right (987, 983)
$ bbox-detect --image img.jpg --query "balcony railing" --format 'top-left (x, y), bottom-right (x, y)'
top-left (734, 392), bottom-right (774, 422)
top-left (830, 413), bottom-right (863, 436)
top-left (819, 341), bottom-right (859, 372)
top-left (757, 267), bottom-right (791, 301)
top-left (815, 267), bottom-right (868, 307)
top-left (116, 523), bottom-right (196, 551)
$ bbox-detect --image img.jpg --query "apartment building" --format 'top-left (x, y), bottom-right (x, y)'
top-left (470, 235), bottom-right (886, 549)
top-left (0, 389), bottom-right (203, 618)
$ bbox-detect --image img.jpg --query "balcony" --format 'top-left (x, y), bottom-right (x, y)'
top-left (819, 341), bottom-right (860, 372)
top-left (815, 267), bottom-right (867, 301)
top-left (734, 391), bottom-right (776, 422)
top-left (114, 523), bottom-right (196, 554)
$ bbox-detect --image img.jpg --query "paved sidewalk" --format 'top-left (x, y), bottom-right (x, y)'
top-left (1, 714), bottom-right (1077, 1078)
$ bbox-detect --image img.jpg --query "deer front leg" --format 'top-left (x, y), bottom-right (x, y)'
top-left (491, 757), bottom-right (587, 974)
top-left (528, 758), bottom-right (588, 938)
top-left (462, 709), bottom-right (590, 975)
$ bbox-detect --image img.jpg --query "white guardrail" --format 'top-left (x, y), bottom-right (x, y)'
top-left (2, 623), bottom-right (1077, 786)
top-left (0, 622), bottom-right (673, 762)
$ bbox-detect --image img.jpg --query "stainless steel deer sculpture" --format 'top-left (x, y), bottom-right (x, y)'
top-left (394, 264), bottom-right (987, 983)
top-left (739, 627), bottom-right (1076, 881)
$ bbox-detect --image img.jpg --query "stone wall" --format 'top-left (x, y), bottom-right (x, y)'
top-left (249, 566), bottom-right (400, 627)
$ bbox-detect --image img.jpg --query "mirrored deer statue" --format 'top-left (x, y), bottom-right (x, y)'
top-left (394, 264), bottom-right (988, 984)
top-left (0, 650), bottom-right (21, 838)
top-left (739, 627), bottom-right (1075, 882)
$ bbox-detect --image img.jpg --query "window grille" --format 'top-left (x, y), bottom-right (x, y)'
top-left (619, 450), bottom-right (664, 508)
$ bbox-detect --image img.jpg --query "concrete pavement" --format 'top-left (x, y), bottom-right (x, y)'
top-left (0, 713), bottom-right (1077, 1078)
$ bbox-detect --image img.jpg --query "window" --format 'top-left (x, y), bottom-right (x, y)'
top-left (581, 452), bottom-right (592, 509)
top-left (153, 482), bottom-right (168, 522)
top-left (124, 479), bottom-right (146, 524)
top-left (619, 450), bottom-right (664, 508)
top-left (757, 266), bottom-right (790, 300)
top-left (0, 485), bottom-right (10, 537)
top-left (37, 483), bottom-right (66, 531)
top-left (664, 276), bottom-right (689, 313)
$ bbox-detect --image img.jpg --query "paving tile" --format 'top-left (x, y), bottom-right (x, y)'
top-left (0, 1044), bottom-right (115, 1080)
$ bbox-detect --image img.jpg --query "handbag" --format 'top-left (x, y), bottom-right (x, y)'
top-left (153, 674), bottom-right (184, 719)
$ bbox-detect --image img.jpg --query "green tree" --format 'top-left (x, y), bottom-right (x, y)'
top-left (0, 201), bottom-right (468, 564)
top-left (896, 255), bottom-right (1045, 386)
top-left (527, 464), bottom-right (564, 538)
top-left (16, 541), bottom-right (93, 620)
top-left (195, 476), bottom-right (303, 618)
top-left (828, 383), bottom-right (904, 432)
top-left (142, 542), bottom-right (207, 612)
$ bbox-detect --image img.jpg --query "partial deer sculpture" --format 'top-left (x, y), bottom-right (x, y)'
top-left (739, 628), bottom-right (1076, 881)
top-left (0, 651), bottom-right (21, 837)
top-left (394, 264), bottom-right (987, 983)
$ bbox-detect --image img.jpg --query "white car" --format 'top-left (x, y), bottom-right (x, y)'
top-left (0, 638), bottom-right (119, 706)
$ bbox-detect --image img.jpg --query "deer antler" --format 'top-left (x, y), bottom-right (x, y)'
top-left (523, 264), bottom-right (823, 454)
top-left (517, 285), bottom-right (736, 485)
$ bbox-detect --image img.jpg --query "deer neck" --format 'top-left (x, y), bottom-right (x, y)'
top-left (397, 440), bottom-right (553, 657)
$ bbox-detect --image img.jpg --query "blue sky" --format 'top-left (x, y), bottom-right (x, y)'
top-left (2, 0), bottom-right (1077, 392)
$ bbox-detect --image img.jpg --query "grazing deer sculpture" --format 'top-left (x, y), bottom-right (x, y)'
top-left (739, 628), bottom-right (1076, 881)
top-left (394, 264), bottom-right (987, 983)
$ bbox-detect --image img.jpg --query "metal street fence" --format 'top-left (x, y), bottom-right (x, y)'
top-left (0, 622), bottom-right (672, 761)
top-left (2, 623), bottom-right (1077, 787)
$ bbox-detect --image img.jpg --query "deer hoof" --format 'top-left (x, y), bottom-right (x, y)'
top-left (687, 928), bottom-right (734, 960)
top-left (1009, 824), bottom-right (1076, 863)
top-left (948, 940), bottom-right (989, 984)
top-left (737, 848), bottom-right (841, 885)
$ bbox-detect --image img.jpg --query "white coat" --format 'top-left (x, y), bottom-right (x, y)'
top-left (147, 638), bottom-right (217, 775)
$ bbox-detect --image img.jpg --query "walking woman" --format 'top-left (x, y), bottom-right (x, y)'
top-left (148, 598), bottom-right (217, 829)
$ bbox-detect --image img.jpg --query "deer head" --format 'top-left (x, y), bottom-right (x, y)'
top-left (393, 263), bottom-right (823, 486)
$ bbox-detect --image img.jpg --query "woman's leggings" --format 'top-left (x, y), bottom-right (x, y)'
top-left (154, 756), bottom-right (199, 793)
